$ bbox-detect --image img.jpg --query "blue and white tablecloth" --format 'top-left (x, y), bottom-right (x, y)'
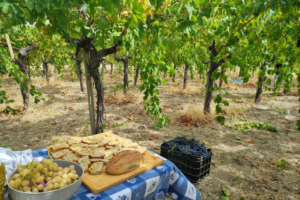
top-left (22, 148), bottom-right (201, 200)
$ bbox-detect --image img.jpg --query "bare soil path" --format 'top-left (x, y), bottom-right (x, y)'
top-left (0, 68), bottom-right (299, 200)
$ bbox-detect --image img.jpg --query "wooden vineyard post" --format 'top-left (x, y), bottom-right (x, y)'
top-left (83, 50), bottom-right (96, 135)
top-left (5, 34), bottom-right (14, 60)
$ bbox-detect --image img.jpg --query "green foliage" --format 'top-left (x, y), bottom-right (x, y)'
top-left (274, 159), bottom-right (288, 170)
top-left (100, 124), bottom-right (106, 129)
top-left (235, 136), bottom-right (241, 140)
top-left (230, 118), bottom-right (278, 132)
top-left (112, 122), bottom-right (126, 128)
top-left (221, 186), bottom-right (230, 200)
top-left (153, 124), bottom-right (165, 129)
top-left (52, 137), bottom-right (61, 143)
top-left (1, 0), bottom-right (300, 133)
top-left (1, 144), bottom-right (12, 150)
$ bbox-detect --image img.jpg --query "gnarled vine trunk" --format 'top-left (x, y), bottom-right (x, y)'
top-left (72, 36), bottom-right (122, 135)
top-left (71, 54), bottom-right (84, 92)
top-left (0, 42), bottom-right (37, 113)
top-left (204, 40), bottom-right (230, 114)
top-left (183, 61), bottom-right (189, 89)
top-left (219, 66), bottom-right (225, 88)
top-left (172, 65), bottom-right (177, 82)
top-left (42, 57), bottom-right (53, 83)
top-left (77, 61), bottom-right (84, 92)
top-left (101, 61), bottom-right (106, 76)
top-left (114, 53), bottom-right (132, 94)
top-left (110, 63), bottom-right (113, 75)
top-left (254, 62), bottom-right (267, 103)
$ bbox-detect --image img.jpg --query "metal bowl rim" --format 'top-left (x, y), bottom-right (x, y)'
top-left (7, 160), bottom-right (84, 195)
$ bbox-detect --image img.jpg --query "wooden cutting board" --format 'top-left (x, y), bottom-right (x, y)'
top-left (82, 151), bottom-right (164, 195)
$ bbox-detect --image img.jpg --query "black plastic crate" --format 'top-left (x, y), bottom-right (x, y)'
top-left (160, 144), bottom-right (212, 183)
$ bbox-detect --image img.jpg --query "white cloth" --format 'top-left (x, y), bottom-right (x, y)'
top-left (0, 147), bottom-right (33, 200)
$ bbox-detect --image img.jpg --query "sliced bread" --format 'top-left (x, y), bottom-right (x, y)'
top-left (53, 142), bottom-right (69, 152)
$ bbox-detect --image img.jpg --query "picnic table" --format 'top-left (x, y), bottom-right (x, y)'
top-left (33, 148), bottom-right (201, 200)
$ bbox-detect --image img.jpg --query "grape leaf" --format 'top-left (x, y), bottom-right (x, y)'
top-left (221, 197), bottom-right (230, 200)
top-left (222, 187), bottom-right (230, 196)
top-left (217, 116), bottom-right (225, 125)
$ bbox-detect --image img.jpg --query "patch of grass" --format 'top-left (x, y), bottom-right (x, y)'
top-left (84, 124), bottom-right (90, 136)
top-left (229, 118), bottom-right (279, 132)
top-left (52, 137), bottom-right (61, 143)
top-left (279, 110), bottom-right (285, 114)
top-left (1, 144), bottom-right (12, 150)
top-left (153, 124), bottom-right (165, 129)
top-left (112, 122), bottom-right (126, 128)
top-left (274, 159), bottom-right (288, 170)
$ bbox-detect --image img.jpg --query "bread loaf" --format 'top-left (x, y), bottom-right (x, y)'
top-left (106, 150), bottom-right (143, 175)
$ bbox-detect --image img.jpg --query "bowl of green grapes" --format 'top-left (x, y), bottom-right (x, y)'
top-left (7, 159), bottom-right (83, 200)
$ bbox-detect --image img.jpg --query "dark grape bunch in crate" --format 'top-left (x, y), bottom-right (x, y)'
top-left (160, 136), bottom-right (213, 183)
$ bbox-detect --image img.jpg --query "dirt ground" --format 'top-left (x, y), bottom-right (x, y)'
top-left (0, 66), bottom-right (300, 200)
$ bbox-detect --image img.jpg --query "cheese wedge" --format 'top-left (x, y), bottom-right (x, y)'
top-left (53, 142), bottom-right (69, 152)
top-left (52, 149), bottom-right (71, 159)
top-left (63, 152), bottom-right (79, 162)
top-left (67, 136), bottom-right (81, 145)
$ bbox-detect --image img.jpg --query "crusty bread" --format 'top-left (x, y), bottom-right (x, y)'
top-left (137, 146), bottom-right (147, 156)
top-left (53, 142), bottom-right (69, 152)
top-left (70, 143), bottom-right (87, 152)
top-left (82, 137), bottom-right (101, 144)
top-left (78, 156), bottom-right (91, 165)
top-left (104, 150), bottom-right (114, 157)
top-left (63, 152), bottom-right (79, 162)
top-left (89, 158), bottom-right (103, 163)
top-left (79, 161), bottom-right (89, 172)
top-left (122, 142), bottom-right (138, 149)
top-left (100, 159), bottom-right (110, 165)
top-left (105, 145), bottom-right (115, 149)
top-left (67, 136), bottom-right (81, 145)
top-left (90, 152), bottom-right (105, 158)
top-left (93, 147), bottom-right (106, 152)
top-left (98, 140), bottom-right (108, 147)
top-left (52, 149), bottom-right (71, 159)
top-left (106, 150), bottom-right (143, 175)
top-left (89, 162), bottom-right (104, 175)
top-left (77, 149), bottom-right (92, 157)
top-left (86, 144), bottom-right (99, 149)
